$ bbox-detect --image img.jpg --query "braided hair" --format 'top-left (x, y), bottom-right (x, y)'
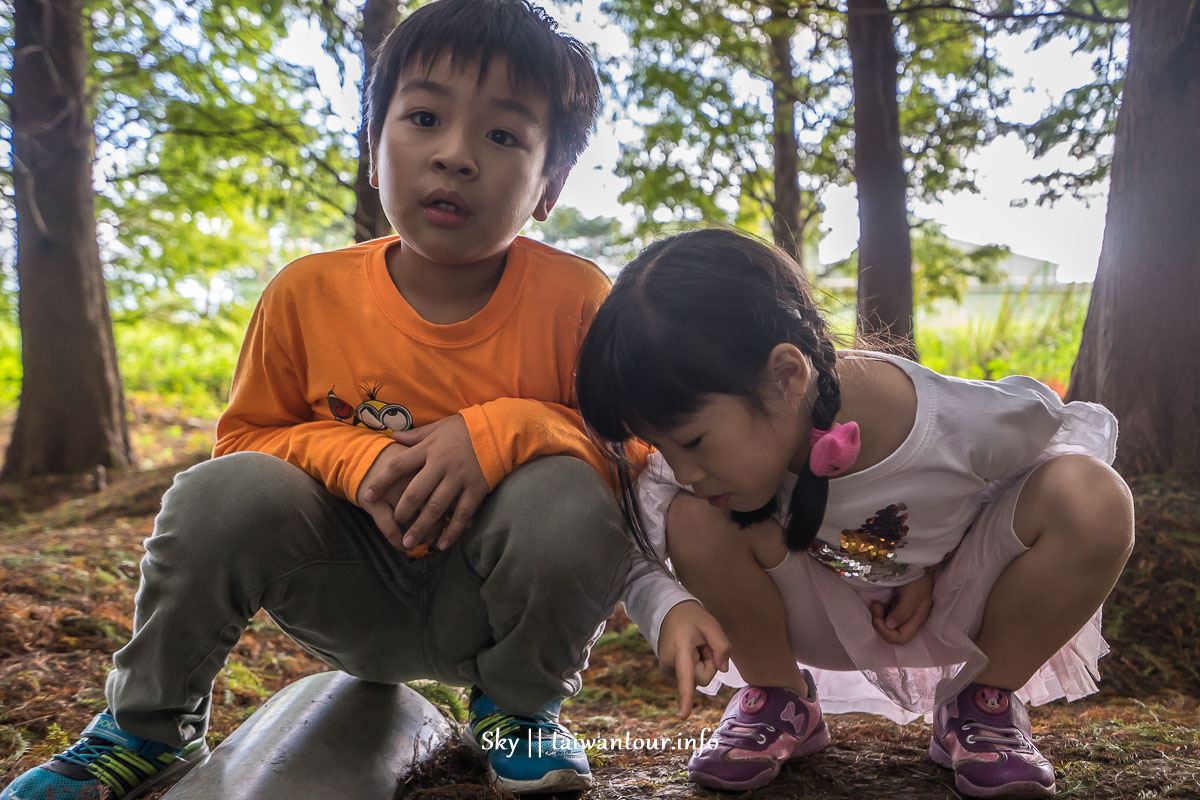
top-left (576, 228), bottom-right (845, 567)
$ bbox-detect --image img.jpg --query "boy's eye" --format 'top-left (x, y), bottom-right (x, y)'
top-left (681, 436), bottom-right (703, 451)
top-left (409, 111), bottom-right (439, 127)
top-left (487, 129), bottom-right (519, 146)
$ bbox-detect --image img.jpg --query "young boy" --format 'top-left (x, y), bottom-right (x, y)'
top-left (1, 1), bottom-right (633, 797)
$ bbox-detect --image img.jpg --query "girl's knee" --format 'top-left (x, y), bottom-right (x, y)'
top-left (666, 493), bottom-right (758, 576)
top-left (1016, 455), bottom-right (1135, 563)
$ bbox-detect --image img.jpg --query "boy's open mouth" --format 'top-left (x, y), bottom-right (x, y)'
top-left (422, 190), bottom-right (472, 218)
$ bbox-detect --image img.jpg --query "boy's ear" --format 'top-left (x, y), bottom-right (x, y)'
top-left (767, 344), bottom-right (812, 406)
top-left (532, 166), bottom-right (569, 222)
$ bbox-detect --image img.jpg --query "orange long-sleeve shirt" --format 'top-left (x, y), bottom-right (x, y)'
top-left (214, 235), bottom-right (624, 502)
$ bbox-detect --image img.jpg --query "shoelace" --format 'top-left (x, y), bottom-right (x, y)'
top-left (52, 738), bottom-right (164, 796)
top-left (960, 720), bottom-right (1034, 751)
top-left (710, 719), bottom-right (778, 748)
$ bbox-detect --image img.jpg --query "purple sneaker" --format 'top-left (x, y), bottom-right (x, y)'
top-left (930, 683), bottom-right (1056, 798)
top-left (687, 673), bottom-right (830, 791)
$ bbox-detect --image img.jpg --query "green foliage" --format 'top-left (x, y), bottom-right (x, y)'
top-left (916, 280), bottom-right (1090, 388)
top-left (89, 0), bottom-right (356, 318)
top-left (529, 206), bottom-right (639, 271)
top-left (1001, 0), bottom-right (1128, 204)
top-left (113, 306), bottom-right (251, 419)
top-left (0, 306), bottom-right (246, 420)
top-left (603, 0), bottom-right (1007, 247)
top-left (603, 0), bottom-right (840, 239)
top-left (822, 218), bottom-right (1007, 309)
top-left (0, 0), bottom-right (362, 421)
top-left (405, 680), bottom-right (469, 724)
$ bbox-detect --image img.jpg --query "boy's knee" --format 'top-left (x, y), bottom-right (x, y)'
top-left (480, 456), bottom-right (627, 567)
top-left (155, 452), bottom-right (322, 555)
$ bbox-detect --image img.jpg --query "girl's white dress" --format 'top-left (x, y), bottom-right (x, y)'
top-left (622, 352), bottom-right (1119, 723)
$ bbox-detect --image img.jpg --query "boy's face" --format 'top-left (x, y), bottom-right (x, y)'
top-left (371, 54), bottom-right (565, 273)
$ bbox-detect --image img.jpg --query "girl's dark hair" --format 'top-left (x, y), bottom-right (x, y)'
top-left (365, 0), bottom-right (600, 174)
top-left (576, 228), bottom-right (844, 568)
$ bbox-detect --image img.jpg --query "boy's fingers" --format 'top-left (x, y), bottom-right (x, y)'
top-left (365, 501), bottom-right (406, 549)
top-left (400, 480), bottom-right (458, 549)
top-left (393, 468), bottom-right (441, 532)
top-left (392, 425), bottom-right (432, 445)
top-left (361, 447), bottom-right (422, 503)
top-left (433, 489), bottom-right (486, 551)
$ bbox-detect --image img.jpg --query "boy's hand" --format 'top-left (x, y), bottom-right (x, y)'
top-left (381, 414), bottom-right (488, 552)
top-left (658, 601), bottom-right (732, 719)
top-left (870, 568), bottom-right (935, 646)
top-left (357, 443), bottom-right (416, 550)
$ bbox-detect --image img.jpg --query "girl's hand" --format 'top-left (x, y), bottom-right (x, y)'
top-left (870, 569), bottom-right (935, 646)
top-left (658, 601), bottom-right (732, 719)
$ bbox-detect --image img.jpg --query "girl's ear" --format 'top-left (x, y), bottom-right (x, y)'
top-left (766, 344), bottom-right (812, 406)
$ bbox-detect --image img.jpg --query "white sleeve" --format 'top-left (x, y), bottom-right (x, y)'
top-left (620, 452), bottom-right (698, 655)
top-left (944, 374), bottom-right (1118, 482)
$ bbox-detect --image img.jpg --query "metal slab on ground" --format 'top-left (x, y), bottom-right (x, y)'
top-left (164, 671), bottom-right (454, 800)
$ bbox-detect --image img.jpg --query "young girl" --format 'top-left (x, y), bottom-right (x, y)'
top-left (576, 229), bottom-right (1133, 798)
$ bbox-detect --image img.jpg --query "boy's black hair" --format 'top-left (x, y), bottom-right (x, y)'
top-left (576, 228), bottom-right (846, 568)
top-left (365, 0), bottom-right (600, 174)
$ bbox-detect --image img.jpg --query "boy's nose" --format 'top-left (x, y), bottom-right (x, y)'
top-left (431, 133), bottom-right (478, 178)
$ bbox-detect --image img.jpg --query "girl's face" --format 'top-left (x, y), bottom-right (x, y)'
top-left (640, 389), bottom-right (804, 514)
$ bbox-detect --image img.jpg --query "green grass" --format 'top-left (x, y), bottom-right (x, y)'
top-left (916, 284), bottom-right (1090, 389)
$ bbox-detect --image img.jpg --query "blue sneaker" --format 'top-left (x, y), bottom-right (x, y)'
top-left (1, 712), bottom-right (209, 800)
top-left (465, 690), bottom-right (591, 793)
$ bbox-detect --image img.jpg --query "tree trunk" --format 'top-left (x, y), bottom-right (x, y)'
top-left (1066, 0), bottom-right (1200, 475)
top-left (353, 0), bottom-right (400, 242)
top-left (767, 4), bottom-right (802, 268)
top-left (2, 0), bottom-right (131, 481)
top-left (846, 0), bottom-right (916, 359)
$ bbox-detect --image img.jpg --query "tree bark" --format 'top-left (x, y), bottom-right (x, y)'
top-left (846, 0), bottom-right (916, 359)
top-left (767, 4), bottom-right (802, 268)
top-left (3, 0), bottom-right (131, 481)
top-left (1066, 0), bottom-right (1200, 475)
top-left (353, 0), bottom-right (400, 242)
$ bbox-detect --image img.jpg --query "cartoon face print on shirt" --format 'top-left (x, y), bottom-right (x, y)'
top-left (327, 383), bottom-right (413, 433)
top-left (807, 503), bottom-right (910, 582)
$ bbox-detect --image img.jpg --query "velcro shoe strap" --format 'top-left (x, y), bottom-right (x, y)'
top-left (82, 713), bottom-right (146, 751)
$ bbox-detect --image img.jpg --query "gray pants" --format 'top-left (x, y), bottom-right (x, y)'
top-left (105, 452), bottom-right (630, 748)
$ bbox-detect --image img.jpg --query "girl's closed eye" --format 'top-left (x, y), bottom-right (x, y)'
top-left (681, 436), bottom-right (703, 451)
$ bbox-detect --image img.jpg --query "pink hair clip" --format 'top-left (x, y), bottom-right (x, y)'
top-left (808, 421), bottom-right (861, 477)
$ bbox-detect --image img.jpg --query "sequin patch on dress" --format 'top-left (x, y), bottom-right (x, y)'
top-left (807, 503), bottom-right (910, 581)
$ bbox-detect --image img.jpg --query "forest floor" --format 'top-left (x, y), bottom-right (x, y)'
top-left (0, 408), bottom-right (1198, 799)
